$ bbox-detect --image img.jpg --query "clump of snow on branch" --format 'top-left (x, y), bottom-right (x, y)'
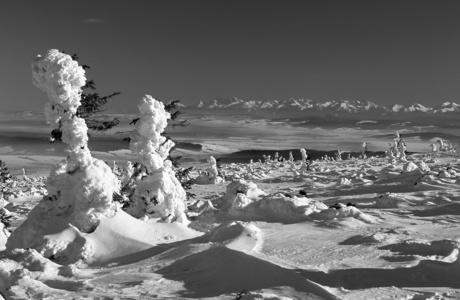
top-left (129, 96), bottom-right (174, 171)
top-left (125, 95), bottom-right (187, 223)
top-left (31, 49), bottom-right (86, 128)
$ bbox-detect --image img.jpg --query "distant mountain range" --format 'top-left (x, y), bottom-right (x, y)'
top-left (4, 98), bottom-right (460, 122)
top-left (184, 98), bottom-right (460, 119)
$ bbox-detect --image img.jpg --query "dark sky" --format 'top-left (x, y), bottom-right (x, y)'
top-left (1, 0), bottom-right (460, 113)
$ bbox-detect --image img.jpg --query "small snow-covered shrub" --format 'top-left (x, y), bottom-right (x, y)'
top-left (194, 156), bottom-right (224, 184)
top-left (217, 179), bottom-right (266, 210)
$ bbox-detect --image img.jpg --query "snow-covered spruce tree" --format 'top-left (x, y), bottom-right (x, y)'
top-left (123, 95), bottom-right (188, 223)
top-left (7, 49), bottom-right (120, 251)
top-left (125, 100), bottom-right (195, 201)
top-left (49, 53), bottom-right (120, 142)
top-left (0, 160), bottom-right (12, 183)
top-left (162, 100), bottom-right (195, 200)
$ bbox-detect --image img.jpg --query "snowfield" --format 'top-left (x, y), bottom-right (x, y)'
top-left (2, 152), bottom-right (460, 299)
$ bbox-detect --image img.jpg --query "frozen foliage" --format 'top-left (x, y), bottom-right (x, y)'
top-left (194, 156), bottom-right (224, 184)
top-left (31, 49), bottom-right (86, 127)
top-left (129, 95), bottom-right (174, 171)
top-left (6, 50), bottom-right (121, 256)
top-left (125, 95), bottom-right (187, 222)
top-left (0, 160), bottom-right (12, 183)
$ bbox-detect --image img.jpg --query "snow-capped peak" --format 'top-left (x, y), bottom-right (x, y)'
top-left (190, 97), bottom-right (460, 118)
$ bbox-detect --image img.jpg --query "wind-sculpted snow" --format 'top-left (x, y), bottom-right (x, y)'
top-left (2, 151), bottom-right (460, 298)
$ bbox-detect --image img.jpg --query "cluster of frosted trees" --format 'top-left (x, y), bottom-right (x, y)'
top-left (29, 50), bottom-right (188, 227)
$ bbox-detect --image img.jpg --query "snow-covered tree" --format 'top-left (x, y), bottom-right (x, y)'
top-left (0, 160), bottom-right (11, 183)
top-left (123, 95), bottom-right (188, 223)
top-left (49, 53), bottom-right (120, 142)
top-left (7, 49), bottom-right (121, 252)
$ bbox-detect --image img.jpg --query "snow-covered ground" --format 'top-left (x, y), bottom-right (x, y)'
top-left (2, 151), bottom-right (460, 299)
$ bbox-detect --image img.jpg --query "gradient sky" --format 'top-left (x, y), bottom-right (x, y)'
top-left (1, 0), bottom-right (460, 113)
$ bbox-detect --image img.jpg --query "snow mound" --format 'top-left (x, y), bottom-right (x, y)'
top-left (7, 209), bottom-right (200, 268)
top-left (218, 179), bottom-right (267, 210)
top-left (157, 222), bottom-right (339, 299)
top-left (6, 157), bottom-right (120, 253)
top-left (380, 239), bottom-right (459, 262)
top-left (375, 193), bottom-right (413, 208)
top-left (376, 167), bottom-right (423, 183)
top-left (247, 194), bottom-right (328, 223)
top-left (314, 206), bottom-right (378, 224)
